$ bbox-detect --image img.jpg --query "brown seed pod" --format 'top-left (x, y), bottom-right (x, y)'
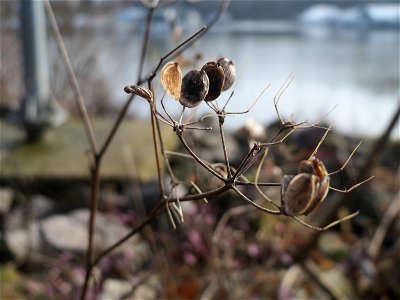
top-left (282, 157), bottom-right (330, 216)
top-left (124, 85), bottom-right (153, 103)
top-left (201, 61), bottom-right (225, 102)
top-left (180, 70), bottom-right (209, 108)
top-left (161, 61), bottom-right (182, 100)
top-left (217, 57), bottom-right (236, 91)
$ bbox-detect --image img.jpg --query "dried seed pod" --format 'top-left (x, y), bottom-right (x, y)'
top-left (161, 61), bottom-right (182, 100)
top-left (124, 85), bottom-right (153, 102)
top-left (201, 61), bottom-right (225, 102)
top-left (282, 158), bottom-right (330, 216)
top-left (180, 70), bottom-right (209, 108)
top-left (217, 57), bottom-right (236, 91)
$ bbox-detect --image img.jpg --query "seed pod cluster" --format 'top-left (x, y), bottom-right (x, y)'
top-left (282, 157), bottom-right (330, 216)
top-left (160, 57), bottom-right (236, 108)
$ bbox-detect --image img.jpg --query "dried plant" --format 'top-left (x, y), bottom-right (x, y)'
top-left (42, 1), bottom-right (374, 299)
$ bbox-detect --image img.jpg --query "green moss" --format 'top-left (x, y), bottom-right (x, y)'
top-left (0, 118), bottom-right (177, 181)
top-left (0, 264), bottom-right (26, 300)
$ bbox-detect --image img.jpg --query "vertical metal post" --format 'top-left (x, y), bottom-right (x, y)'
top-left (19, 0), bottom-right (67, 142)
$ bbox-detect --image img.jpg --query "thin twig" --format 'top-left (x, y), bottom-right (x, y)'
top-left (226, 83), bottom-right (270, 115)
top-left (100, 26), bottom-right (208, 158)
top-left (235, 181), bottom-right (282, 187)
top-left (368, 193), bottom-right (400, 259)
top-left (150, 102), bottom-right (165, 196)
top-left (92, 184), bottom-right (230, 266)
top-left (145, 0), bottom-right (231, 73)
top-left (299, 260), bottom-right (337, 300)
top-left (80, 158), bottom-right (101, 300)
top-left (44, 0), bottom-right (98, 154)
top-left (254, 147), bottom-right (281, 210)
top-left (213, 205), bottom-right (249, 242)
top-left (233, 127), bottom-right (296, 179)
top-left (144, 26), bottom-right (207, 83)
top-left (232, 186), bottom-right (281, 215)
top-left (218, 120), bottom-right (231, 178)
top-left (137, 6), bottom-right (156, 80)
top-left (177, 132), bottom-right (226, 182)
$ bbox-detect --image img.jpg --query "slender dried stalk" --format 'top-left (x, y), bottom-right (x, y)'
top-left (77, 2), bottom-right (231, 298)
top-left (92, 184), bottom-right (230, 266)
top-left (218, 119), bottom-right (232, 178)
top-left (138, 6), bottom-right (156, 81)
top-left (46, 0), bottom-right (378, 297)
top-left (44, 0), bottom-right (98, 155)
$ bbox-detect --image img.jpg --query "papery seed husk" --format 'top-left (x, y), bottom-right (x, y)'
top-left (298, 160), bottom-right (315, 175)
top-left (161, 61), bottom-right (182, 100)
top-left (283, 173), bottom-right (319, 216)
top-left (218, 58), bottom-right (236, 91)
top-left (283, 157), bottom-right (331, 216)
top-left (201, 61), bottom-right (225, 102)
top-left (180, 70), bottom-right (209, 108)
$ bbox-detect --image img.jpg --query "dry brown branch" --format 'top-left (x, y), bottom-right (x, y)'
top-left (368, 193), bottom-right (400, 259)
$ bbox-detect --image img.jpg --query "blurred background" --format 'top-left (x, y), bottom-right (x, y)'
top-left (0, 0), bottom-right (399, 299)
top-left (2, 0), bottom-right (399, 136)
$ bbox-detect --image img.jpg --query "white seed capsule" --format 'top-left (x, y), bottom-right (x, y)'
top-left (161, 61), bottom-right (182, 100)
top-left (180, 70), bottom-right (209, 108)
top-left (217, 58), bottom-right (236, 91)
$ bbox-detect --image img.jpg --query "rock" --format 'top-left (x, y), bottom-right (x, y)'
top-left (130, 275), bottom-right (160, 300)
top-left (5, 209), bottom-right (151, 264)
top-left (5, 223), bottom-right (42, 262)
top-left (101, 279), bottom-right (132, 300)
top-left (4, 206), bottom-right (25, 232)
top-left (31, 195), bottom-right (55, 219)
top-left (41, 213), bottom-right (88, 252)
top-left (4, 194), bottom-right (55, 233)
top-left (0, 187), bottom-right (14, 214)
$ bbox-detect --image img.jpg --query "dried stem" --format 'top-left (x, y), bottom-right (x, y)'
top-left (232, 186), bottom-right (281, 215)
top-left (218, 120), bottom-right (232, 178)
top-left (153, 0), bottom-right (231, 66)
top-left (233, 127), bottom-right (296, 180)
top-left (150, 103), bottom-right (165, 196)
top-left (44, 0), bottom-right (98, 154)
top-left (299, 261), bottom-right (337, 300)
top-left (368, 192), bottom-right (400, 259)
top-left (100, 26), bottom-right (207, 158)
top-left (145, 26), bottom-right (207, 83)
top-left (177, 132), bottom-right (226, 182)
top-left (92, 184), bottom-right (230, 266)
top-left (137, 6), bottom-right (156, 80)
top-left (80, 159), bottom-right (100, 300)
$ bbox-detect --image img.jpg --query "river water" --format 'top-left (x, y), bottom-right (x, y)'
top-left (86, 25), bottom-right (398, 139)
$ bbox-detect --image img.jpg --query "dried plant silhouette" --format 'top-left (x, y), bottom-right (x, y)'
top-left (42, 1), bottom-right (374, 299)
